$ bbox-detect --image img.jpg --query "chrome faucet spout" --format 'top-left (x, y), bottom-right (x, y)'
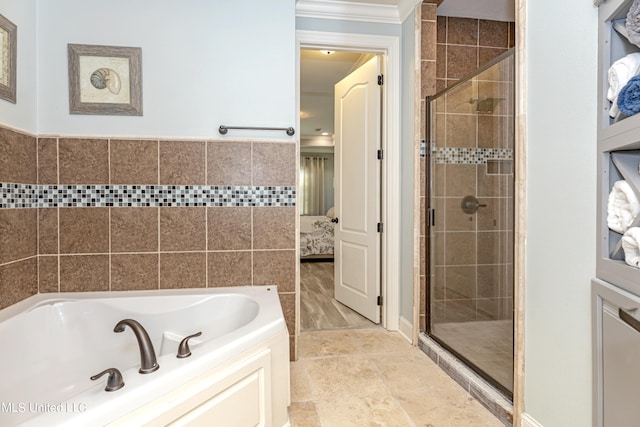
top-left (114, 319), bottom-right (159, 374)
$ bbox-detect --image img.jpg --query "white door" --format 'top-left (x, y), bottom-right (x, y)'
top-left (334, 56), bottom-right (381, 323)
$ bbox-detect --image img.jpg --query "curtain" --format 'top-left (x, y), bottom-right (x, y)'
top-left (300, 157), bottom-right (326, 216)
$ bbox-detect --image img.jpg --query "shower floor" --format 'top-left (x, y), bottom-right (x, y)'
top-left (432, 320), bottom-right (513, 393)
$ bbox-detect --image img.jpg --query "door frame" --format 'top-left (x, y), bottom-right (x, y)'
top-left (296, 30), bottom-right (401, 332)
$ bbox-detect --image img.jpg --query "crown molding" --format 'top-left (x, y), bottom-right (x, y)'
top-left (296, 0), bottom-right (420, 24)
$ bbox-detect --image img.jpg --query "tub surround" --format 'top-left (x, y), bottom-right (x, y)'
top-left (0, 287), bottom-right (290, 427)
top-left (0, 123), bottom-right (298, 359)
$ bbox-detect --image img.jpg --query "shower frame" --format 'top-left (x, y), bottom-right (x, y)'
top-left (424, 48), bottom-right (515, 400)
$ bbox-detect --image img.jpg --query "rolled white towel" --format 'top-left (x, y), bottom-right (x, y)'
top-left (607, 180), bottom-right (640, 234)
top-left (622, 227), bottom-right (640, 268)
top-left (608, 53), bottom-right (640, 117)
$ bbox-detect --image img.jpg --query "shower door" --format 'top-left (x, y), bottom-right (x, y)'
top-left (426, 49), bottom-right (515, 397)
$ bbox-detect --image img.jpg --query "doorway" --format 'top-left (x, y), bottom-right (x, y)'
top-left (296, 30), bottom-right (402, 335)
top-left (299, 49), bottom-right (381, 330)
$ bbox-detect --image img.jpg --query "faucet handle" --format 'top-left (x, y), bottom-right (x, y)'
top-left (90, 368), bottom-right (124, 392)
top-left (177, 332), bottom-right (202, 358)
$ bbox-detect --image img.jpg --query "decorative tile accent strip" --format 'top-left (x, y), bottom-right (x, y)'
top-left (432, 147), bottom-right (513, 165)
top-left (0, 183), bottom-right (296, 209)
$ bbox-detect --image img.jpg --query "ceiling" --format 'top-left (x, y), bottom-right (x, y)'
top-left (298, 0), bottom-right (515, 142)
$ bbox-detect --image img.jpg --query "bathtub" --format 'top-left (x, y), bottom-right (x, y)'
top-left (0, 286), bottom-right (290, 427)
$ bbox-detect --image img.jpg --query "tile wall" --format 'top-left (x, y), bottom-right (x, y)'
top-left (420, 7), bottom-right (516, 331)
top-left (0, 126), bottom-right (298, 358)
top-left (0, 127), bottom-right (38, 307)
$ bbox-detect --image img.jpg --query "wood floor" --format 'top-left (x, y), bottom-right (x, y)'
top-left (300, 261), bottom-right (376, 331)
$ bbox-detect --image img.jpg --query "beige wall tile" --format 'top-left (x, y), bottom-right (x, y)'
top-left (111, 207), bottom-right (159, 253)
top-left (0, 127), bottom-right (37, 184)
top-left (421, 3), bottom-right (437, 21)
top-left (0, 258), bottom-right (38, 309)
top-left (437, 16), bottom-right (446, 43)
top-left (447, 17), bottom-right (478, 45)
top-left (207, 207), bottom-right (251, 250)
top-left (446, 265), bottom-right (477, 299)
top-left (445, 164), bottom-right (476, 197)
top-left (479, 47), bottom-right (508, 69)
top-left (421, 61), bottom-right (437, 98)
top-left (436, 44), bottom-right (447, 79)
top-left (160, 252), bottom-right (206, 289)
top-left (59, 138), bottom-right (109, 184)
top-left (479, 20), bottom-right (509, 48)
top-left (38, 208), bottom-right (58, 254)
top-left (160, 207), bottom-right (206, 251)
top-left (207, 251), bottom-right (252, 287)
top-left (59, 207), bottom-right (109, 254)
top-left (253, 207), bottom-right (295, 250)
top-left (111, 254), bottom-right (159, 291)
top-left (110, 139), bottom-right (158, 185)
top-left (445, 232), bottom-right (477, 265)
top-left (60, 255), bottom-right (109, 292)
top-left (279, 292), bottom-right (295, 336)
top-left (447, 45), bottom-right (478, 80)
top-left (207, 141), bottom-right (251, 185)
top-left (37, 138), bottom-right (58, 185)
top-left (38, 256), bottom-right (59, 293)
top-left (422, 20), bottom-right (437, 61)
top-left (159, 141), bottom-right (205, 185)
top-left (253, 250), bottom-right (295, 292)
top-left (253, 143), bottom-right (295, 186)
top-left (0, 209), bottom-right (37, 264)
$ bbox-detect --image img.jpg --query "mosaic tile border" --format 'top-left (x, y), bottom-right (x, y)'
top-left (433, 147), bottom-right (513, 165)
top-left (0, 183), bottom-right (296, 209)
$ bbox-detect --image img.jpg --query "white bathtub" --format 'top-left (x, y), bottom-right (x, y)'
top-left (0, 286), bottom-right (290, 427)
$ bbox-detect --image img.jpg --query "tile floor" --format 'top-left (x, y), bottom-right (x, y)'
top-left (289, 328), bottom-right (505, 426)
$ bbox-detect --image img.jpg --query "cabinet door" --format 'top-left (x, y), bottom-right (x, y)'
top-left (603, 304), bottom-right (640, 426)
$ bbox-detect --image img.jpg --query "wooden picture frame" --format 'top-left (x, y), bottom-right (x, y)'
top-left (0, 13), bottom-right (17, 104)
top-left (68, 43), bottom-right (143, 115)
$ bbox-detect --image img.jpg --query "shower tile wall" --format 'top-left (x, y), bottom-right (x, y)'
top-left (0, 127), bottom-right (38, 308)
top-left (420, 8), bottom-right (515, 331)
top-left (0, 126), bottom-right (298, 359)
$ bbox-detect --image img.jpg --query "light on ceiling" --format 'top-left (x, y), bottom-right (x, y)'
top-left (321, 132), bottom-right (329, 136)
top-left (319, 50), bottom-right (335, 55)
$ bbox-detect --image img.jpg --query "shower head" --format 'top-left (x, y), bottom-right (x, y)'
top-left (469, 97), bottom-right (504, 114)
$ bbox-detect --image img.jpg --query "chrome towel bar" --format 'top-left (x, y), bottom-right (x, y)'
top-left (219, 125), bottom-right (295, 136)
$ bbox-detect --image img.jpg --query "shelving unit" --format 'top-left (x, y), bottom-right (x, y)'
top-left (595, 1), bottom-right (640, 426)
top-left (597, 0), bottom-right (640, 294)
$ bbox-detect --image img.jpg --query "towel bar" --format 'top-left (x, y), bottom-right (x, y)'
top-left (219, 125), bottom-right (295, 136)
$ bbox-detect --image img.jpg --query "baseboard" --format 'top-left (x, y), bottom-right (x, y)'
top-left (398, 315), bottom-right (413, 343)
top-left (521, 413), bottom-right (543, 427)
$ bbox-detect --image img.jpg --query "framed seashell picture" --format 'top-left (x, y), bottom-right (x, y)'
top-left (0, 13), bottom-right (17, 104)
top-left (68, 44), bottom-right (142, 115)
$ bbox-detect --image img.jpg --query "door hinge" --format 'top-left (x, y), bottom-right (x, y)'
top-left (377, 295), bottom-right (383, 306)
top-left (377, 222), bottom-right (383, 233)
top-left (378, 74), bottom-right (384, 86)
top-left (377, 149), bottom-right (383, 160)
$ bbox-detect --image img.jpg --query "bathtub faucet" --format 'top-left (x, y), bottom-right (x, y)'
top-left (114, 319), bottom-right (160, 374)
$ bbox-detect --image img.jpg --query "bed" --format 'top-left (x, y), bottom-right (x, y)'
top-left (300, 214), bottom-right (335, 259)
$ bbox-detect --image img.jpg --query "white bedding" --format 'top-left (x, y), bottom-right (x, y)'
top-left (300, 215), bottom-right (334, 257)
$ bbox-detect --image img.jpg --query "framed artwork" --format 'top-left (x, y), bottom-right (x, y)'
top-left (68, 43), bottom-right (143, 115)
top-left (0, 13), bottom-right (17, 104)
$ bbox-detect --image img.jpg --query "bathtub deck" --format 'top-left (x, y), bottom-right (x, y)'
top-left (289, 328), bottom-right (504, 426)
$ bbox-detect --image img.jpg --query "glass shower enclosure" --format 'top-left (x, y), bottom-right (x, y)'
top-left (425, 49), bottom-right (515, 398)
